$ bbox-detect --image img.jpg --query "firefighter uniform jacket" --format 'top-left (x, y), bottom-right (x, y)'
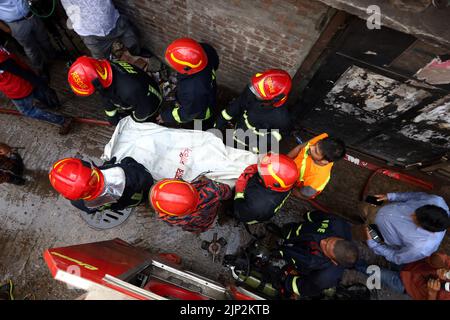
top-left (71, 157), bottom-right (154, 213)
top-left (160, 43), bottom-right (219, 126)
top-left (280, 210), bottom-right (352, 298)
top-left (100, 61), bottom-right (162, 125)
top-left (233, 165), bottom-right (291, 224)
top-left (158, 177), bottom-right (232, 233)
top-left (215, 87), bottom-right (291, 153)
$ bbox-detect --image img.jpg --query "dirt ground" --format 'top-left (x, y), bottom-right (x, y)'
top-left (0, 60), bottom-right (448, 300)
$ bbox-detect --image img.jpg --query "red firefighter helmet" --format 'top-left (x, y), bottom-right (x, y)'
top-left (67, 56), bottom-right (113, 96)
top-left (49, 158), bottom-right (104, 201)
top-left (165, 38), bottom-right (208, 75)
top-left (257, 153), bottom-right (299, 192)
top-left (250, 69), bottom-right (292, 107)
top-left (150, 179), bottom-right (200, 217)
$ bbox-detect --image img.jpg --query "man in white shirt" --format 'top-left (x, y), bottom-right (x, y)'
top-left (61, 0), bottom-right (144, 59)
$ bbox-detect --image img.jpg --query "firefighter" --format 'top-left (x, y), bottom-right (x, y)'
top-left (67, 56), bottom-right (162, 125)
top-left (49, 157), bottom-right (154, 214)
top-left (287, 133), bottom-right (346, 200)
top-left (233, 153), bottom-right (299, 224)
top-left (150, 176), bottom-right (232, 233)
top-left (156, 38), bottom-right (219, 130)
top-left (0, 142), bottom-right (25, 185)
top-left (215, 69), bottom-right (292, 154)
top-left (272, 210), bottom-right (359, 299)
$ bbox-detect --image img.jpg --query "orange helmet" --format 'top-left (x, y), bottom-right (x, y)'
top-left (49, 158), bottom-right (104, 201)
top-left (67, 56), bottom-right (113, 96)
top-left (257, 153), bottom-right (299, 192)
top-left (165, 38), bottom-right (208, 75)
top-left (250, 69), bottom-right (292, 107)
top-left (150, 179), bottom-right (200, 217)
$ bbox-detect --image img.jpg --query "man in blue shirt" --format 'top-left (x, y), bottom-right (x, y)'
top-left (0, 0), bottom-right (54, 75)
top-left (276, 211), bottom-right (359, 298)
top-left (362, 192), bottom-right (450, 265)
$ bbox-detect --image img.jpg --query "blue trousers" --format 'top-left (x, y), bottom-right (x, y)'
top-left (355, 261), bottom-right (406, 294)
top-left (11, 87), bottom-right (65, 125)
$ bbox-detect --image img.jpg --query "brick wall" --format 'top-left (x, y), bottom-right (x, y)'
top-left (114, 0), bottom-right (331, 93)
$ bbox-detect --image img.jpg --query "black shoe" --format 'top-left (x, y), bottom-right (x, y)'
top-left (59, 117), bottom-right (73, 135)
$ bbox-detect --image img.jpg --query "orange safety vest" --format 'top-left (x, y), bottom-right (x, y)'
top-left (293, 133), bottom-right (333, 196)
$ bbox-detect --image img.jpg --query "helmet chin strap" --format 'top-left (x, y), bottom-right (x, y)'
top-left (91, 78), bottom-right (105, 92)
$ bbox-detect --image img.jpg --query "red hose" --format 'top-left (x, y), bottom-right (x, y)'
top-left (0, 107), bottom-right (112, 126)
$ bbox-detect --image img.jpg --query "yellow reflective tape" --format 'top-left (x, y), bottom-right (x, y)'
top-left (105, 109), bottom-right (117, 117)
top-left (96, 66), bottom-right (108, 80)
top-left (115, 61), bottom-right (138, 74)
top-left (299, 144), bottom-right (310, 182)
top-left (306, 211), bottom-right (313, 222)
top-left (221, 109), bottom-right (233, 121)
top-left (170, 53), bottom-right (202, 69)
top-left (172, 107), bottom-right (182, 123)
top-left (296, 224), bottom-right (303, 236)
top-left (286, 229), bottom-right (292, 240)
top-left (70, 84), bottom-right (90, 96)
top-left (247, 220), bottom-right (259, 225)
top-left (257, 79), bottom-right (267, 98)
top-left (279, 250), bottom-right (284, 257)
top-left (53, 158), bottom-right (69, 170)
top-left (212, 69), bottom-right (216, 80)
top-left (233, 135), bottom-right (248, 147)
top-left (271, 130), bottom-right (282, 141)
top-left (274, 192), bottom-right (291, 213)
top-left (292, 276), bottom-right (300, 296)
top-left (205, 107), bottom-right (211, 120)
top-left (155, 200), bottom-right (179, 216)
top-left (50, 251), bottom-right (98, 271)
top-left (268, 163), bottom-right (288, 189)
top-left (243, 112), bottom-right (265, 136)
top-left (132, 111), bottom-right (152, 122)
top-left (8, 280), bottom-right (13, 300)
top-left (158, 180), bottom-right (186, 189)
top-left (316, 175), bottom-right (331, 191)
top-left (234, 192), bottom-right (245, 200)
top-left (147, 85), bottom-right (162, 104)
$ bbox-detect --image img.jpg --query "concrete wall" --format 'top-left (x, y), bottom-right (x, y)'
top-left (318, 0), bottom-right (450, 46)
top-left (114, 0), bottom-right (331, 92)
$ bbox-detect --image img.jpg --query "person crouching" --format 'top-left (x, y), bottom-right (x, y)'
top-left (150, 176), bottom-right (232, 233)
